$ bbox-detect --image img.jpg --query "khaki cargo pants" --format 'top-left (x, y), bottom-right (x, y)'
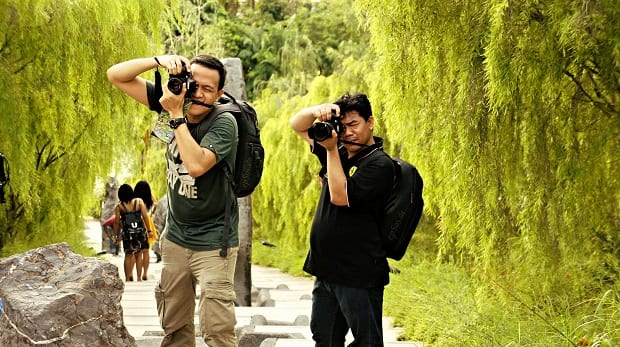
top-left (155, 237), bottom-right (238, 347)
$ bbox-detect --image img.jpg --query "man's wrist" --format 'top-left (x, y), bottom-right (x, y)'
top-left (168, 117), bottom-right (187, 129)
top-left (325, 146), bottom-right (339, 153)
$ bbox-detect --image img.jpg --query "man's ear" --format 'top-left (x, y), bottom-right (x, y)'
top-left (368, 115), bottom-right (375, 131)
top-left (217, 89), bottom-right (225, 99)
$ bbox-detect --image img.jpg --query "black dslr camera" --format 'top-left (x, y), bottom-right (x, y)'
top-left (0, 152), bottom-right (9, 204)
top-left (308, 110), bottom-right (344, 142)
top-left (167, 62), bottom-right (197, 97)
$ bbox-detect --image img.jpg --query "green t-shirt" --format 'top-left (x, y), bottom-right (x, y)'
top-left (165, 112), bottom-right (239, 251)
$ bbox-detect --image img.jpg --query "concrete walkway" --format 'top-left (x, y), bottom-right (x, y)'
top-left (84, 218), bottom-right (422, 347)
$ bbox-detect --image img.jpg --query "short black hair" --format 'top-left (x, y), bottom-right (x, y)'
top-left (334, 93), bottom-right (372, 121)
top-left (190, 54), bottom-right (226, 91)
top-left (117, 184), bottom-right (134, 204)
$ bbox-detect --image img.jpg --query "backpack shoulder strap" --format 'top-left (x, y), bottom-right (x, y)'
top-left (192, 108), bottom-right (230, 143)
top-left (192, 91), bottom-right (241, 146)
top-left (185, 94), bottom-right (240, 258)
top-left (192, 106), bottom-right (236, 186)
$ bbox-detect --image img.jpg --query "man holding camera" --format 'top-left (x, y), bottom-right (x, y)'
top-left (107, 54), bottom-right (239, 347)
top-left (290, 93), bottom-right (395, 346)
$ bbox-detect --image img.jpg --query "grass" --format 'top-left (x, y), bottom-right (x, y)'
top-left (252, 226), bottom-right (620, 347)
top-left (382, 260), bottom-right (620, 346)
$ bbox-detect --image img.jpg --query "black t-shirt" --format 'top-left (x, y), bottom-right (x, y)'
top-left (302, 137), bottom-right (394, 288)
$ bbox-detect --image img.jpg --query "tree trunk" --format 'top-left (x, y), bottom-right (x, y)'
top-left (221, 57), bottom-right (252, 306)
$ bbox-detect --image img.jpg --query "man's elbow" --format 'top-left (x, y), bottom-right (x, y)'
top-left (185, 164), bottom-right (207, 178)
top-left (185, 158), bottom-right (214, 178)
top-left (330, 195), bottom-right (348, 206)
top-left (106, 68), bottom-right (118, 84)
top-left (106, 67), bottom-right (127, 86)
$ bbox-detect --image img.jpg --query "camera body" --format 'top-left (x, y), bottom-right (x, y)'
top-left (167, 63), bottom-right (197, 96)
top-left (308, 117), bottom-right (344, 142)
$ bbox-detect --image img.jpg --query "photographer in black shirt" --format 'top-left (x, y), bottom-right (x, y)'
top-left (290, 93), bottom-right (394, 346)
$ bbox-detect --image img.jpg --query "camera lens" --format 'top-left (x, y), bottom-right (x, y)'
top-left (308, 122), bottom-right (334, 142)
top-left (167, 78), bottom-right (183, 95)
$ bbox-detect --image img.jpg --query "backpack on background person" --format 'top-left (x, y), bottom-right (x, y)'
top-left (119, 201), bottom-right (147, 253)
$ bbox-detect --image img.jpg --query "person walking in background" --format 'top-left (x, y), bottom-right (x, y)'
top-left (108, 54), bottom-right (240, 346)
top-left (151, 197), bottom-right (167, 263)
top-left (113, 183), bottom-right (152, 282)
top-left (134, 180), bottom-right (158, 280)
top-left (101, 214), bottom-right (119, 256)
top-left (290, 93), bottom-right (395, 346)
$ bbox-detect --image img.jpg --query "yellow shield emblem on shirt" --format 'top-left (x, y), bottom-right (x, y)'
top-left (349, 166), bottom-right (358, 176)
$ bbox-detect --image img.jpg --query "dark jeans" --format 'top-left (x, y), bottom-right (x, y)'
top-left (310, 278), bottom-right (384, 347)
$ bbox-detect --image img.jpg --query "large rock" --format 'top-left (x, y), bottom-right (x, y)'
top-left (100, 176), bottom-right (119, 253)
top-left (100, 176), bottom-right (119, 222)
top-left (0, 243), bottom-right (135, 346)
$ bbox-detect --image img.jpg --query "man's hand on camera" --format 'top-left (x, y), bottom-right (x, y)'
top-left (159, 83), bottom-right (186, 118)
top-left (312, 104), bottom-right (340, 122)
top-left (316, 130), bottom-right (339, 151)
top-left (155, 55), bottom-right (191, 74)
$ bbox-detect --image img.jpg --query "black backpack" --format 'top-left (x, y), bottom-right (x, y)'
top-left (354, 148), bottom-right (424, 260)
top-left (211, 92), bottom-right (265, 198)
top-left (177, 92), bottom-right (264, 198)
top-left (192, 92), bottom-right (265, 256)
top-left (360, 148), bottom-right (424, 260)
top-left (380, 156), bottom-right (424, 260)
top-left (120, 202), bottom-right (146, 236)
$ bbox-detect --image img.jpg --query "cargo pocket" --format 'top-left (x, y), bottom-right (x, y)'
top-left (154, 282), bottom-right (166, 328)
top-left (200, 279), bottom-right (237, 336)
top-left (202, 279), bottom-right (236, 301)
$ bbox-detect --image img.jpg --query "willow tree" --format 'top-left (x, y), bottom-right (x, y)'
top-left (355, 0), bottom-right (619, 298)
top-left (0, 0), bottom-right (165, 255)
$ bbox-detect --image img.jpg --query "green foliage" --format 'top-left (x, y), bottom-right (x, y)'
top-left (354, 0), bottom-right (620, 296)
top-left (251, 0), bottom-right (619, 344)
top-left (251, 240), bottom-right (309, 277)
top-left (2, 0), bottom-right (618, 343)
top-left (0, 0), bottom-right (165, 255)
top-left (161, 0), bottom-right (368, 99)
top-left (386, 260), bottom-right (620, 346)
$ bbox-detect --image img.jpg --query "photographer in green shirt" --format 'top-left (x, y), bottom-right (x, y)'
top-left (108, 54), bottom-right (239, 347)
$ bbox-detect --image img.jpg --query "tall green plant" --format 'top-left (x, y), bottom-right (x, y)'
top-left (0, 0), bottom-right (165, 255)
top-left (355, 0), bottom-right (619, 296)
top-left (161, 0), bottom-right (369, 99)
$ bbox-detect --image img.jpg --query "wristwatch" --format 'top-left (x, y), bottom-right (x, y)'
top-left (168, 117), bottom-right (187, 129)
